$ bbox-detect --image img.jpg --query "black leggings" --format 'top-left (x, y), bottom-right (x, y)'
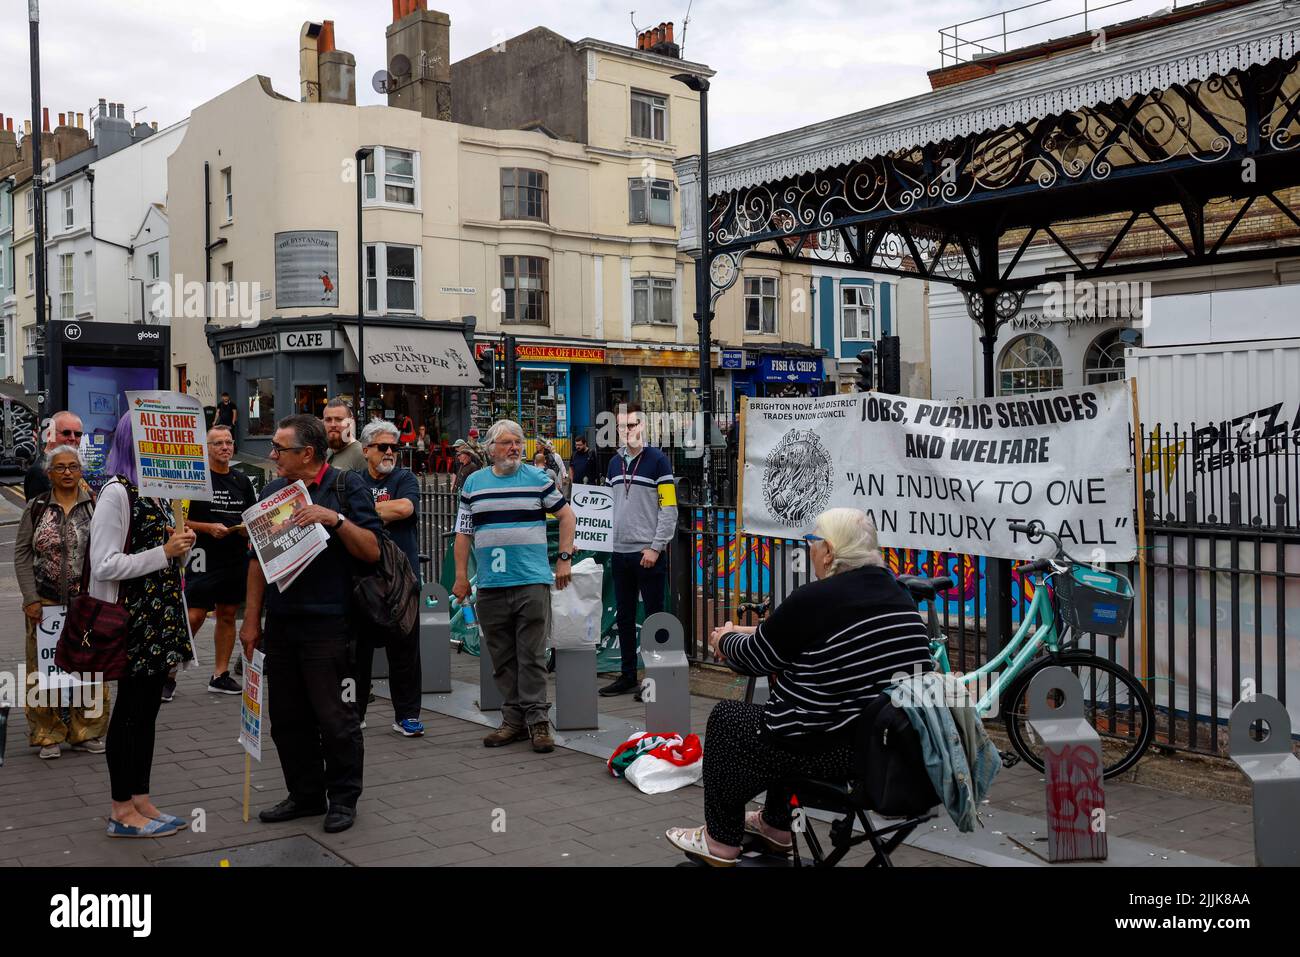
top-left (106, 671), bottom-right (168, 802)
top-left (703, 699), bottom-right (855, 847)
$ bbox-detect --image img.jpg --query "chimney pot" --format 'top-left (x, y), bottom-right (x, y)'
top-left (319, 19), bottom-right (335, 53)
top-left (42, 108), bottom-right (50, 132)
top-left (77, 112), bottom-right (84, 128)
top-left (667, 22), bottom-right (674, 43)
top-left (58, 113), bottom-right (65, 127)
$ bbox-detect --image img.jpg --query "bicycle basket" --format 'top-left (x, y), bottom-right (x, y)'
top-left (1054, 565), bottom-right (1134, 637)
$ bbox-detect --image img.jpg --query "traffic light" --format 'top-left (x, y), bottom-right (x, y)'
top-left (877, 335), bottom-right (901, 394)
top-left (503, 334), bottom-right (517, 391)
top-left (855, 349), bottom-right (874, 392)
top-left (477, 348), bottom-right (497, 390)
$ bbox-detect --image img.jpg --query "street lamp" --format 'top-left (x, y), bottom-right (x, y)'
top-left (671, 72), bottom-right (713, 509)
top-left (355, 147), bottom-right (372, 421)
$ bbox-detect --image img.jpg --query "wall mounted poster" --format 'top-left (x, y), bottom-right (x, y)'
top-left (275, 230), bottom-right (340, 308)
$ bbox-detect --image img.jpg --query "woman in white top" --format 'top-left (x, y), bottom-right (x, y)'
top-left (92, 413), bottom-right (196, 839)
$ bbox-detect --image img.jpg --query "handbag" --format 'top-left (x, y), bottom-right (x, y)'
top-left (56, 481), bottom-right (135, 682)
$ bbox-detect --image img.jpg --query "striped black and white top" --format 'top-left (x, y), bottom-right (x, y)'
top-left (718, 564), bottom-right (934, 746)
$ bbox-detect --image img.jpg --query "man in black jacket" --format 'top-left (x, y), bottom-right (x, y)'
top-left (239, 414), bottom-right (381, 835)
top-left (569, 434), bottom-right (600, 488)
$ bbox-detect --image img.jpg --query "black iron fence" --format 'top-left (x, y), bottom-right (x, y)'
top-left (413, 425), bottom-right (1299, 759)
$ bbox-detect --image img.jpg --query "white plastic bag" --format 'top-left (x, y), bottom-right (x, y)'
top-left (549, 557), bottom-right (603, 649)
top-left (624, 734), bottom-right (704, 794)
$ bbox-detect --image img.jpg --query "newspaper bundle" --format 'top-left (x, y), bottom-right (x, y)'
top-left (241, 480), bottom-right (329, 592)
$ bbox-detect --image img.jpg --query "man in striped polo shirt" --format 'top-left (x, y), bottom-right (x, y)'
top-left (599, 402), bottom-right (678, 698)
top-left (453, 419), bottom-right (576, 753)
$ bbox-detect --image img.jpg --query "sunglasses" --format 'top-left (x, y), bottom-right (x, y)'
top-left (58, 429), bottom-right (84, 439)
top-left (368, 443), bottom-right (398, 453)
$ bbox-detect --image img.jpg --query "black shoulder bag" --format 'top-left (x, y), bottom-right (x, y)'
top-left (334, 471), bottom-right (419, 639)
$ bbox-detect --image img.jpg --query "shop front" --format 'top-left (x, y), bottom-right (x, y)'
top-left (725, 348), bottom-right (830, 410)
top-left (209, 316), bottom-right (479, 459)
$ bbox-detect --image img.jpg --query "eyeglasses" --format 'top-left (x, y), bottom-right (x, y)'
top-left (58, 429), bottom-right (84, 439)
top-left (803, 534), bottom-right (824, 543)
top-left (49, 463), bottom-right (83, 473)
top-left (368, 443), bottom-right (398, 453)
top-left (269, 443), bottom-right (307, 456)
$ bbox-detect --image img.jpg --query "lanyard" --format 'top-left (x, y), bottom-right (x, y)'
top-left (621, 450), bottom-right (642, 498)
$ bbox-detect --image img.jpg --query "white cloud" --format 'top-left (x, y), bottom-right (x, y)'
top-left (1, 0), bottom-right (1183, 149)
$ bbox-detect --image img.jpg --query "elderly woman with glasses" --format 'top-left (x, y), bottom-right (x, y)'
top-left (15, 445), bottom-right (108, 760)
top-left (666, 508), bottom-right (936, 866)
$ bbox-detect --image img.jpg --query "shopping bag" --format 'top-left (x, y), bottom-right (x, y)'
top-left (549, 557), bottom-right (603, 649)
top-left (608, 731), bottom-right (703, 794)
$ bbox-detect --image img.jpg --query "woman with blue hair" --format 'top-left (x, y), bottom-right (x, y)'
top-left (89, 413), bottom-right (197, 838)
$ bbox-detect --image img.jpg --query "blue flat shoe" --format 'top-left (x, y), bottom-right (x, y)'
top-left (151, 813), bottom-right (189, 830)
top-left (107, 818), bottom-right (179, 839)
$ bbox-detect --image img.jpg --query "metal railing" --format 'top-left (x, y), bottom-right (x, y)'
top-left (939, 0), bottom-right (1150, 66)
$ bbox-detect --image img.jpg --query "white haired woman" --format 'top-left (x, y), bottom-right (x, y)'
top-left (666, 508), bottom-right (935, 866)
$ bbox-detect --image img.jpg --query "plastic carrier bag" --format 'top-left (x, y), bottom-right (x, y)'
top-left (549, 557), bottom-right (604, 649)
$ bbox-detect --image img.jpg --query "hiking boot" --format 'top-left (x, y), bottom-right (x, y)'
top-left (482, 723), bottom-right (529, 748)
top-left (529, 721), bottom-right (555, 754)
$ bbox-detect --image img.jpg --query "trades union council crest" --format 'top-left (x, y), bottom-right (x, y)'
top-left (762, 428), bottom-right (833, 527)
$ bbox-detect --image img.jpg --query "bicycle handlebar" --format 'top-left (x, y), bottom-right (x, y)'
top-left (1008, 520), bottom-right (1067, 561)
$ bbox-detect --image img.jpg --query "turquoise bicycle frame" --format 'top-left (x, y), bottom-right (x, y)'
top-left (929, 572), bottom-right (1064, 716)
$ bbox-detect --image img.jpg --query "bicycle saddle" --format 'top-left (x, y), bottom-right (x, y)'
top-left (897, 575), bottom-right (955, 601)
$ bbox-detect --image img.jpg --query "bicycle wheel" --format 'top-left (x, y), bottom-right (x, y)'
top-left (1002, 652), bottom-right (1154, 780)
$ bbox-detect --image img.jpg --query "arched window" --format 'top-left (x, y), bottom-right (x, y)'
top-left (998, 334), bottom-right (1063, 395)
top-left (1084, 329), bottom-right (1126, 384)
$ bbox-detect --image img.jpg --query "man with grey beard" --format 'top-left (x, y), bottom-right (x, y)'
top-left (353, 420), bottom-right (425, 737)
top-left (454, 419), bottom-right (575, 753)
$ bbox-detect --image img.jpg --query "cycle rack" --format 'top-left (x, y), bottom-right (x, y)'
top-left (1228, 694), bottom-right (1300, 867)
top-left (554, 647), bottom-right (598, 730)
top-left (641, 612), bottom-right (691, 735)
top-left (1027, 666), bottom-right (1108, 863)
top-left (419, 583), bottom-right (452, 694)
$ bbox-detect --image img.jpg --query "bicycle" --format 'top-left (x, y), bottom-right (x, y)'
top-left (900, 520), bottom-right (1154, 779)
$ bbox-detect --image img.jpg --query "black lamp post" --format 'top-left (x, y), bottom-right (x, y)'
top-left (671, 72), bottom-right (713, 509)
top-left (355, 147), bottom-right (373, 422)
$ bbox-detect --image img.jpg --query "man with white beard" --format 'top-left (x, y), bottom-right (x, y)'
top-left (453, 419), bottom-right (575, 754)
top-left (353, 420), bottom-right (425, 737)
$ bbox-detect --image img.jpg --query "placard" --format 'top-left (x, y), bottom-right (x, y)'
top-left (570, 484), bottom-right (614, 552)
top-left (741, 382), bottom-right (1136, 562)
top-left (35, 605), bottom-right (90, 690)
top-left (125, 391), bottom-right (212, 501)
top-left (239, 650), bottom-right (266, 761)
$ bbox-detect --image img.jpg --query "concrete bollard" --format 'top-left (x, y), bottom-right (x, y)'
top-left (553, 648), bottom-right (598, 730)
top-left (1027, 666), bottom-right (1107, 863)
top-left (420, 584), bottom-right (452, 694)
top-left (640, 612), bottom-right (691, 735)
top-left (1229, 693), bottom-right (1300, 867)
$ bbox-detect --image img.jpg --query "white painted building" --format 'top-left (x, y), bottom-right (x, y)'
top-left (18, 106), bottom-right (185, 384)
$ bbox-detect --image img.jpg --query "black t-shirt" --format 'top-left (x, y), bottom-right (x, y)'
top-left (215, 400), bottom-right (236, 427)
top-left (358, 467), bottom-right (421, 585)
top-left (187, 468), bottom-right (257, 574)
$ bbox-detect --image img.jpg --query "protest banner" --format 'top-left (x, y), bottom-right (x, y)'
top-left (570, 484), bottom-right (615, 552)
top-left (741, 381), bottom-right (1136, 562)
top-left (126, 390), bottom-right (212, 534)
top-left (239, 650), bottom-right (266, 823)
top-left (241, 480), bottom-right (329, 588)
top-left (35, 605), bottom-right (90, 690)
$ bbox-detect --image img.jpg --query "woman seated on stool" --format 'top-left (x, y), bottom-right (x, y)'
top-left (666, 508), bottom-right (934, 866)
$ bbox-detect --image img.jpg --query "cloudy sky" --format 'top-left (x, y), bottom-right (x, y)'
top-left (1, 0), bottom-right (1179, 149)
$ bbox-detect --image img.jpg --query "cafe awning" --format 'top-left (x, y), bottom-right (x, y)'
top-left (344, 324), bottom-right (481, 387)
